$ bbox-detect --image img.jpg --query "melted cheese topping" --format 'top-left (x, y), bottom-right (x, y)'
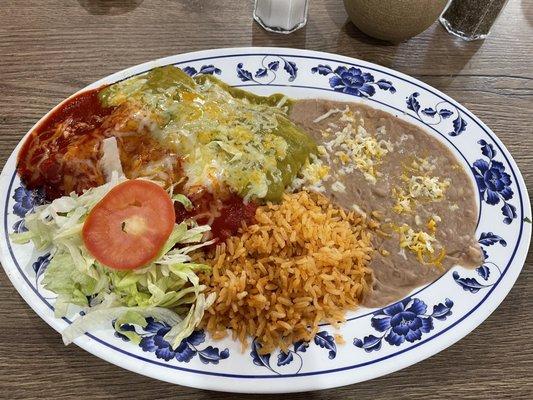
top-left (100, 69), bottom-right (312, 201)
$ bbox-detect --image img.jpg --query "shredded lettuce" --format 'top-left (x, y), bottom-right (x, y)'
top-left (12, 178), bottom-right (214, 350)
top-left (63, 305), bottom-right (181, 346)
top-left (172, 193), bottom-right (193, 210)
top-left (99, 137), bottom-right (124, 181)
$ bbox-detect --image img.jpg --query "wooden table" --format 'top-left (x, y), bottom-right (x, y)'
top-left (1, 1), bottom-right (531, 398)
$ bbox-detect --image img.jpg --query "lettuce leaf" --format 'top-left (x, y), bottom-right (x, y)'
top-left (12, 178), bottom-right (214, 349)
top-left (62, 306), bottom-right (181, 346)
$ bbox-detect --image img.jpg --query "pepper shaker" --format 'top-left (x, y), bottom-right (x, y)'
top-left (440, 0), bottom-right (509, 41)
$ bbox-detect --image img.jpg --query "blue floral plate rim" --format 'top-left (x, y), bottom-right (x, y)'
top-left (0, 47), bottom-right (530, 393)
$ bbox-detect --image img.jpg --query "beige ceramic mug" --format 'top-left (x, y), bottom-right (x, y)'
top-left (343, 0), bottom-right (448, 42)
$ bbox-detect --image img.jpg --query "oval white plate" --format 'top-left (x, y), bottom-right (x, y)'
top-left (0, 48), bottom-right (530, 393)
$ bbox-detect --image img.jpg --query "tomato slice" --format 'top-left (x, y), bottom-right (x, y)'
top-left (82, 180), bottom-right (175, 270)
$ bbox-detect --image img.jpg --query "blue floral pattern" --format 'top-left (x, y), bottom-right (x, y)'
top-left (237, 56), bottom-right (298, 84)
top-left (453, 260), bottom-right (505, 293)
top-left (311, 64), bottom-right (396, 97)
top-left (31, 252), bottom-right (51, 286)
top-left (453, 232), bottom-right (506, 293)
top-left (406, 92), bottom-right (467, 136)
top-left (12, 185), bottom-right (44, 232)
top-left (4, 53), bottom-right (527, 384)
top-left (183, 64), bottom-right (221, 78)
top-left (115, 318), bottom-right (229, 364)
top-left (478, 232), bottom-right (507, 249)
top-left (250, 331), bottom-right (337, 375)
top-left (472, 140), bottom-right (517, 224)
top-left (353, 297), bottom-right (453, 352)
top-left (478, 231), bottom-right (507, 260)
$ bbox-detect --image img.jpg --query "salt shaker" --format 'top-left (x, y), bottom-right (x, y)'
top-left (253, 0), bottom-right (309, 34)
top-left (440, 0), bottom-right (509, 41)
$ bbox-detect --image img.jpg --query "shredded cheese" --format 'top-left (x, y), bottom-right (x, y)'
top-left (410, 157), bottom-right (436, 173)
top-left (331, 181), bottom-right (346, 193)
top-left (393, 188), bottom-right (414, 214)
top-left (101, 70), bottom-right (309, 201)
top-left (351, 203), bottom-right (367, 218)
top-left (289, 154), bottom-right (330, 193)
top-left (313, 108), bottom-right (342, 123)
top-left (395, 223), bottom-right (445, 268)
top-left (293, 107), bottom-right (395, 197)
top-left (408, 175), bottom-right (450, 200)
top-left (323, 107), bottom-right (393, 185)
top-left (393, 157), bottom-right (450, 214)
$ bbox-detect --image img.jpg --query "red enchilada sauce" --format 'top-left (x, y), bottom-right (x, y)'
top-left (17, 87), bottom-right (183, 201)
top-left (17, 88), bottom-right (113, 200)
top-left (17, 87), bottom-right (255, 242)
top-left (175, 188), bottom-right (257, 242)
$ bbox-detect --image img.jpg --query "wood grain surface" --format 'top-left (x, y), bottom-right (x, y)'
top-left (0, 1), bottom-right (531, 398)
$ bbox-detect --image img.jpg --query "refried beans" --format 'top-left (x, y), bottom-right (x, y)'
top-left (289, 99), bottom-right (483, 307)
